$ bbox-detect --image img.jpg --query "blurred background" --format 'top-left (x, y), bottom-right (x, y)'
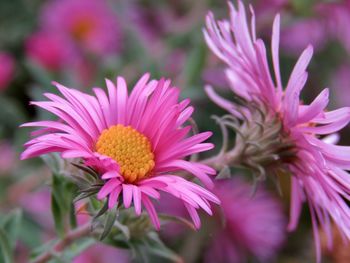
top-left (1, 0), bottom-right (350, 262)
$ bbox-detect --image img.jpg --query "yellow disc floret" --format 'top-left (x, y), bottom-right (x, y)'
top-left (95, 124), bottom-right (155, 183)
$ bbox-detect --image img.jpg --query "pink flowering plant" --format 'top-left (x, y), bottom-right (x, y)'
top-left (2, 0), bottom-right (350, 262)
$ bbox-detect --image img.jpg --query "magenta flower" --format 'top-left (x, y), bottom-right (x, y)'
top-left (281, 18), bottom-right (327, 55)
top-left (21, 74), bottom-right (220, 229)
top-left (25, 31), bottom-right (75, 71)
top-left (205, 179), bottom-right (286, 263)
top-left (40, 0), bottom-right (121, 56)
top-left (204, 1), bottom-right (350, 261)
top-left (331, 64), bottom-right (350, 108)
top-left (0, 52), bottom-right (15, 91)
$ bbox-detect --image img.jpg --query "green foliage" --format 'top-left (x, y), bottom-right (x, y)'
top-left (0, 209), bottom-right (23, 263)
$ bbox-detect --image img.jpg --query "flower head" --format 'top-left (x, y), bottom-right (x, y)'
top-left (0, 52), bottom-right (15, 91)
top-left (21, 74), bottom-right (220, 229)
top-left (205, 178), bottom-right (286, 263)
top-left (204, 1), bottom-right (350, 261)
top-left (40, 0), bottom-right (121, 56)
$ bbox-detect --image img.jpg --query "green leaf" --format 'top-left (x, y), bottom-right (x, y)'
top-left (0, 227), bottom-right (14, 263)
top-left (30, 239), bottom-right (56, 260)
top-left (69, 202), bottom-right (77, 229)
top-left (71, 163), bottom-right (99, 181)
top-left (51, 191), bottom-right (65, 238)
top-left (144, 232), bottom-right (182, 262)
top-left (0, 209), bottom-right (22, 249)
top-left (99, 207), bottom-right (117, 241)
top-left (50, 171), bottom-right (78, 237)
top-left (54, 237), bottom-right (95, 263)
top-left (93, 201), bottom-right (109, 220)
top-left (113, 220), bottom-right (130, 241)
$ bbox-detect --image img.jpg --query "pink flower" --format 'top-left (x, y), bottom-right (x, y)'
top-left (331, 64), bottom-right (350, 108)
top-left (25, 31), bottom-right (75, 71)
top-left (20, 74), bottom-right (220, 229)
top-left (281, 18), bottom-right (327, 55)
top-left (205, 179), bottom-right (286, 263)
top-left (40, 0), bottom-right (121, 56)
top-left (316, 2), bottom-right (350, 54)
top-left (0, 52), bottom-right (15, 90)
top-left (204, 1), bottom-right (350, 261)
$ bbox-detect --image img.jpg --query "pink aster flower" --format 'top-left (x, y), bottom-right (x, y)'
top-left (204, 1), bottom-right (350, 261)
top-left (20, 73), bottom-right (220, 229)
top-left (40, 0), bottom-right (121, 56)
top-left (0, 52), bottom-right (15, 91)
top-left (205, 178), bottom-right (286, 263)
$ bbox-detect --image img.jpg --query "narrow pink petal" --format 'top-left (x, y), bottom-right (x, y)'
top-left (122, 184), bottom-right (133, 208)
top-left (287, 177), bottom-right (304, 231)
top-left (272, 14), bottom-right (282, 93)
top-left (108, 185), bottom-right (122, 208)
top-left (142, 194), bottom-right (160, 230)
top-left (101, 170), bottom-right (121, 180)
top-left (97, 179), bottom-right (121, 200)
top-left (116, 77), bottom-right (128, 125)
top-left (184, 203), bottom-right (201, 229)
top-left (133, 186), bottom-right (142, 215)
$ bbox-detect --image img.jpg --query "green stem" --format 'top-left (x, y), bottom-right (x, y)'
top-left (31, 223), bottom-right (91, 263)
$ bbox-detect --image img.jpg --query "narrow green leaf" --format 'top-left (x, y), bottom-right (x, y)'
top-left (1, 209), bottom-right (22, 249)
top-left (69, 202), bottom-right (77, 229)
top-left (71, 163), bottom-right (99, 180)
top-left (145, 232), bottom-right (182, 262)
top-left (73, 192), bottom-right (96, 203)
top-left (93, 201), bottom-right (108, 220)
top-left (0, 227), bottom-right (14, 263)
top-left (51, 193), bottom-right (64, 238)
top-left (99, 207), bottom-right (117, 241)
top-left (113, 220), bottom-right (130, 241)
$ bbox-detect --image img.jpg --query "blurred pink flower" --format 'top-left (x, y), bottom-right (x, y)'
top-left (0, 141), bottom-right (17, 174)
top-left (331, 64), bottom-right (350, 108)
top-left (20, 188), bottom-right (53, 229)
top-left (0, 52), bottom-right (15, 90)
top-left (40, 0), bottom-right (121, 56)
top-left (316, 1), bottom-right (350, 54)
top-left (204, 1), bottom-right (350, 262)
top-left (25, 31), bottom-right (75, 71)
top-left (281, 19), bottom-right (327, 55)
top-left (205, 179), bottom-right (286, 263)
top-left (73, 243), bottom-right (130, 263)
top-left (278, 1), bottom-right (350, 55)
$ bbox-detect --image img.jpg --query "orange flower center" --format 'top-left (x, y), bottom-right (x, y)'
top-left (96, 125), bottom-right (155, 183)
top-left (71, 19), bottom-right (94, 41)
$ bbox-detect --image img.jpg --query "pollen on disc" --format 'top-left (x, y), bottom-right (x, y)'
top-left (96, 124), bottom-right (155, 182)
